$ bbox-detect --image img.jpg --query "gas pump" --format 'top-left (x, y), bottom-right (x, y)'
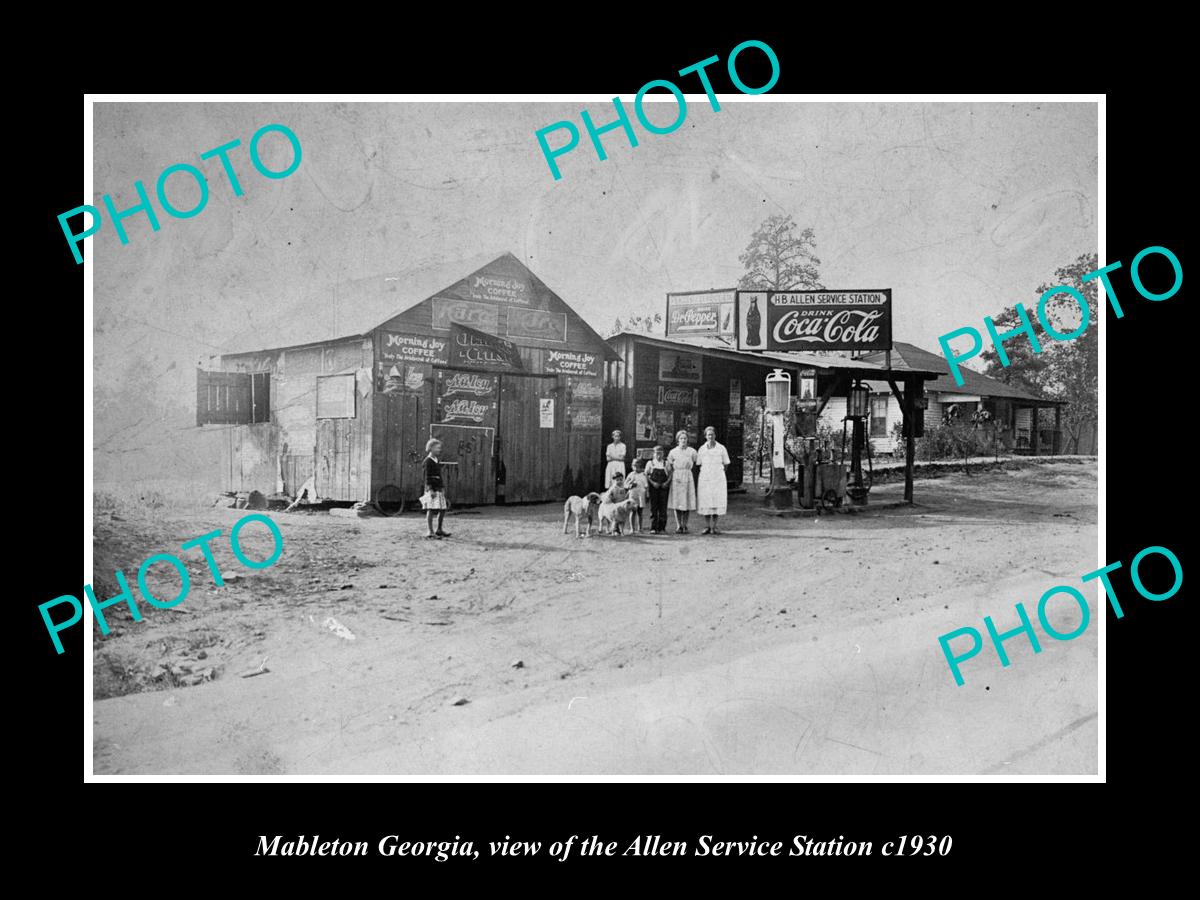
top-left (843, 381), bottom-right (872, 506)
top-left (764, 369), bottom-right (793, 509)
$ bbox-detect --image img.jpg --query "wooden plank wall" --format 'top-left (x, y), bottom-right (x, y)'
top-left (219, 337), bottom-right (373, 499)
top-left (499, 373), bottom-right (566, 502)
top-left (369, 255), bottom-right (611, 505)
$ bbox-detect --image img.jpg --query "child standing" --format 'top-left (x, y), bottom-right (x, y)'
top-left (623, 458), bottom-right (649, 533)
top-left (420, 438), bottom-right (451, 539)
top-left (644, 446), bottom-right (670, 534)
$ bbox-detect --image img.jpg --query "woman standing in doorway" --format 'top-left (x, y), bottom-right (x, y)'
top-left (666, 429), bottom-right (698, 533)
top-left (696, 426), bottom-right (731, 534)
top-left (604, 430), bottom-right (628, 489)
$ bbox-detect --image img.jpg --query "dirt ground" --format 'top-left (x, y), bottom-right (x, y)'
top-left (90, 460), bottom-right (1098, 775)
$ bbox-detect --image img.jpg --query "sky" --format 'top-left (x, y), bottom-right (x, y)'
top-left (91, 100), bottom-right (1096, 480)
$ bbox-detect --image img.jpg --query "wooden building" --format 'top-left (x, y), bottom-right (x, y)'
top-left (856, 342), bottom-right (1069, 455)
top-left (603, 332), bottom-right (940, 500)
top-left (197, 252), bottom-right (617, 506)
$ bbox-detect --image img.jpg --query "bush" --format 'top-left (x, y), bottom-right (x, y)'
top-left (916, 425), bottom-right (958, 461)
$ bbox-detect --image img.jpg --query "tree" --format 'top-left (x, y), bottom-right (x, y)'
top-left (607, 312), bottom-right (662, 338)
top-left (981, 253), bottom-right (1098, 454)
top-left (738, 214), bottom-right (823, 291)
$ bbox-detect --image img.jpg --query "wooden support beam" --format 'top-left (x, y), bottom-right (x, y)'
top-left (1032, 405), bottom-right (1040, 456)
top-left (903, 376), bottom-right (917, 503)
top-left (814, 374), bottom-right (843, 418)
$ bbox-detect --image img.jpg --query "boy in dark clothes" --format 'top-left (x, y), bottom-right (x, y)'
top-left (645, 445), bottom-right (670, 534)
top-left (421, 438), bottom-right (451, 539)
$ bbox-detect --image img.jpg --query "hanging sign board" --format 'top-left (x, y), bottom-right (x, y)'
top-left (736, 290), bottom-right (892, 352)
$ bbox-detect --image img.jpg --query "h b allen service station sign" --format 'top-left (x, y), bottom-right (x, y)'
top-left (736, 289), bottom-right (892, 352)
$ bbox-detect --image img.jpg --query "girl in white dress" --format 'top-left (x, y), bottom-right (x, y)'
top-left (666, 429), bottom-right (698, 533)
top-left (696, 426), bottom-right (731, 534)
top-left (604, 430), bottom-right (627, 489)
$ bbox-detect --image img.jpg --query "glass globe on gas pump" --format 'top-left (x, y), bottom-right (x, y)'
top-left (844, 380), bottom-right (872, 506)
top-left (764, 369), bottom-right (793, 509)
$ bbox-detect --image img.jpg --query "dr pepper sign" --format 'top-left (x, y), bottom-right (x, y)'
top-left (736, 290), bottom-right (892, 352)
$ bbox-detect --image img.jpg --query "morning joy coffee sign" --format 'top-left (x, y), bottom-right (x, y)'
top-left (736, 290), bottom-right (892, 352)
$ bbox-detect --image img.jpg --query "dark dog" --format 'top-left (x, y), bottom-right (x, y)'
top-left (563, 493), bottom-right (602, 538)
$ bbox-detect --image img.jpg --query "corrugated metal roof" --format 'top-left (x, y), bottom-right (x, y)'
top-left (859, 342), bottom-right (1060, 403)
top-left (220, 251), bottom-right (616, 358)
top-left (612, 332), bottom-right (942, 378)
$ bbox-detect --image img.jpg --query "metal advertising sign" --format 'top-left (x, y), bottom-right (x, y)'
top-left (432, 297), bottom-right (500, 333)
top-left (567, 377), bottom-right (603, 402)
top-left (736, 290), bottom-right (892, 352)
top-left (658, 350), bottom-right (703, 382)
top-left (506, 307), bottom-right (567, 342)
top-left (378, 331), bottom-right (449, 366)
top-left (448, 323), bottom-right (525, 372)
top-left (464, 272), bottom-right (531, 305)
top-left (666, 289), bottom-right (736, 337)
top-left (435, 369), bottom-right (498, 425)
top-left (568, 406), bottom-right (602, 432)
top-left (544, 349), bottom-right (601, 377)
top-left (657, 385), bottom-right (698, 406)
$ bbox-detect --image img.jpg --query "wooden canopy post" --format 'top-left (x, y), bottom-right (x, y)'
top-left (1032, 405), bottom-right (1040, 456)
top-left (885, 376), bottom-right (917, 504)
top-left (1054, 404), bottom-right (1062, 454)
top-left (903, 376), bottom-right (917, 504)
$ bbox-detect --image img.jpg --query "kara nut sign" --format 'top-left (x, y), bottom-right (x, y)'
top-left (737, 290), bottom-right (892, 352)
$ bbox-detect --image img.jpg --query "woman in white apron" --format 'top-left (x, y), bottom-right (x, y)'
top-left (604, 430), bottom-right (627, 489)
top-left (696, 426), bottom-right (731, 534)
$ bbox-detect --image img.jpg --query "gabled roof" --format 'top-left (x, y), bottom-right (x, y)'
top-left (860, 342), bottom-right (1059, 403)
top-left (221, 252), bottom-right (615, 358)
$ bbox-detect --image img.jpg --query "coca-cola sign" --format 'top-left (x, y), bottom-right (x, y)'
top-left (736, 290), bottom-right (892, 352)
top-left (657, 385), bottom-right (698, 406)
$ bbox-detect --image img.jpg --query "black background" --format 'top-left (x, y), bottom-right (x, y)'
top-left (20, 24), bottom-right (1185, 886)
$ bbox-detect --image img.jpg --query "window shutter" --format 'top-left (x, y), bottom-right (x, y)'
top-left (196, 369), bottom-right (254, 425)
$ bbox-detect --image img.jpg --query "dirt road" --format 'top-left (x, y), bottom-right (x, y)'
top-left (91, 460), bottom-right (1097, 775)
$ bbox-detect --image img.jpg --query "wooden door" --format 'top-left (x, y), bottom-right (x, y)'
top-left (431, 424), bottom-right (494, 505)
top-left (372, 391), bottom-right (425, 510)
top-left (498, 373), bottom-right (567, 502)
top-left (315, 419), bottom-right (355, 500)
top-left (699, 387), bottom-right (737, 485)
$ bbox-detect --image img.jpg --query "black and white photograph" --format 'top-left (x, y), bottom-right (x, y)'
top-left (86, 98), bottom-right (1100, 777)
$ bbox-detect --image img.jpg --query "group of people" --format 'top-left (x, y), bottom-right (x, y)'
top-left (605, 428), bottom-right (731, 535)
top-left (417, 427), bottom-right (732, 539)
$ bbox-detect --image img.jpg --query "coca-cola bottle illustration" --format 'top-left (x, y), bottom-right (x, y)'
top-left (746, 297), bottom-right (762, 346)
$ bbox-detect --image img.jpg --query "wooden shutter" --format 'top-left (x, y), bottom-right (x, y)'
top-left (250, 372), bottom-right (270, 423)
top-left (196, 369), bottom-right (253, 425)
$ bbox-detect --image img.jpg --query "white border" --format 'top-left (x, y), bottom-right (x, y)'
top-left (84, 93), bottom-right (1104, 784)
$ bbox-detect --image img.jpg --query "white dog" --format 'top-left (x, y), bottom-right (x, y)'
top-left (562, 492), bottom-right (602, 538)
top-left (598, 497), bottom-right (637, 536)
